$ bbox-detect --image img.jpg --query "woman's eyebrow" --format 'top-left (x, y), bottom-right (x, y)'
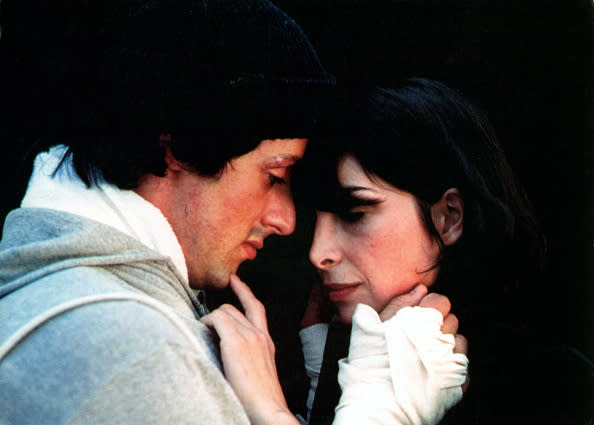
top-left (341, 185), bottom-right (378, 195)
top-left (333, 187), bottom-right (382, 207)
top-left (343, 186), bottom-right (366, 192)
top-left (336, 186), bottom-right (383, 204)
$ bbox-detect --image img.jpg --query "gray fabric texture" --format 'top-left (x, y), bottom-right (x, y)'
top-left (0, 207), bottom-right (250, 425)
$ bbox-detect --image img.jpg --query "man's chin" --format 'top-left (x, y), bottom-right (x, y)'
top-left (189, 268), bottom-right (235, 291)
top-left (209, 274), bottom-right (235, 291)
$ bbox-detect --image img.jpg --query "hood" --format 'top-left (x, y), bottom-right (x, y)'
top-left (0, 208), bottom-right (195, 308)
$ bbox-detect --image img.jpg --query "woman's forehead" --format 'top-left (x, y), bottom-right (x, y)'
top-left (337, 153), bottom-right (403, 195)
top-left (337, 154), bottom-right (363, 182)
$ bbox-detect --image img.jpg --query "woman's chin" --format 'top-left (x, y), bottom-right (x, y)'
top-left (336, 304), bottom-right (356, 325)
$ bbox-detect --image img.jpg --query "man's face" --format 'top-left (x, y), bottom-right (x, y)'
top-left (155, 138), bottom-right (308, 289)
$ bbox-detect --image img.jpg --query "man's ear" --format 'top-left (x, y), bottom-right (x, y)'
top-left (430, 188), bottom-right (464, 246)
top-left (161, 140), bottom-right (184, 172)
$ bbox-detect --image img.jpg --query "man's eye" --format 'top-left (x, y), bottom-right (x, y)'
top-left (268, 174), bottom-right (287, 186)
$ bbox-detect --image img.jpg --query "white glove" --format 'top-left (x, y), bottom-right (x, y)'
top-left (334, 304), bottom-right (468, 425)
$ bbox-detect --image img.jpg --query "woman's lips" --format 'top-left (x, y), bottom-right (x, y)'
top-left (324, 283), bottom-right (360, 302)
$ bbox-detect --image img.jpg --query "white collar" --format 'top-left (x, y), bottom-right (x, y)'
top-left (21, 145), bottom-right (189, 283)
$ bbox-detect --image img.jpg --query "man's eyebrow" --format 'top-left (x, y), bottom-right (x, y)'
top-left (261, 154), bottom-right (300, 168)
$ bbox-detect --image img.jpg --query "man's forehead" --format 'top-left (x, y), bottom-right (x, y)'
top-left (262, 154), bottom-right (301, 169)
top-left (256, 138), bottom-right (308, 166)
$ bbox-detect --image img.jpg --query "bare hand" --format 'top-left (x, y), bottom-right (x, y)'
top-left (378, 284), bottom-right (429, 321)
top-left (300, 282), bottom-right (333, 329)
top-left (201, 275), bottom-right (300, 425)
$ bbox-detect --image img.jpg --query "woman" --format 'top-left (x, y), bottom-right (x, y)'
top-left (294, 78), bottom-right (544, 425)
top-left (202, 78), bottom-right (544, 425)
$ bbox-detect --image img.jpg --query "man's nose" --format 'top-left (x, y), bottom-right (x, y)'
top-left (309, 212), bottom-right (342, 270)
top-left (262, 192), bottom-right (296, 236)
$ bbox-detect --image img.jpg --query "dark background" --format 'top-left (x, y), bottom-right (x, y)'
top-left (1, 0), bottom-right (592, 423)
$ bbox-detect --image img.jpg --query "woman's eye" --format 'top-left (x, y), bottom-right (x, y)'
top-left (268, 174), bottom-right (287, 187)
top-left (340, 210), bottom-right (365, 223)
top-left (323, 192), bottom-right (381, 224)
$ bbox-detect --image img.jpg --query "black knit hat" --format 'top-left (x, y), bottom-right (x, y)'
top-left (97, 0), bottom-right (335, 139)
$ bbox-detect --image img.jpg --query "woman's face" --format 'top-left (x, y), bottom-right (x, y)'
top-left (309, 154), bottom-right (441, 323)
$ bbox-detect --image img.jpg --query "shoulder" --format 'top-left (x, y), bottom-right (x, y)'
top-left (2, 269), bottom-right (210, 360)
top-left (0, 282), bottom-right (249, 424)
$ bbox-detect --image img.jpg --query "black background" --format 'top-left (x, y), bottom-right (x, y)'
top-left (1, 1), bottom-right (592, 423)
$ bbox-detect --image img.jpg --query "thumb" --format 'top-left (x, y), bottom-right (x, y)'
top-left (379, 284), bottom-right (428, 321)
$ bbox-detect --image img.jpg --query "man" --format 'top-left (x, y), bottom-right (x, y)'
top-left (0, 1), bottom-right (468, 424)
top-left (0, 1), bottom-right (334, 424)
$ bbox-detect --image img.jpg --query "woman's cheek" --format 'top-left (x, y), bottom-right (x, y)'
top-left (365, 254), bottom-right (421, 312)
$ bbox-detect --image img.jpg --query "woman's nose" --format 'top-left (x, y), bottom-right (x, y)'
top-left (308, 212), bottom-right (342, 270)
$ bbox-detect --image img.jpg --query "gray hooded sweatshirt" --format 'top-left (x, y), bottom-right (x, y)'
top-left (0, 207), bottom-right (251, 425)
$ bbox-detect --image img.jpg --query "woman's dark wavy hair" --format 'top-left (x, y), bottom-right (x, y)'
top-left (296, 78), bottom-right (546, 307)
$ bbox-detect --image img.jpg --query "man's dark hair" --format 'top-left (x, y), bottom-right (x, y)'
top-left (59, 0), bottom-right (335, 188)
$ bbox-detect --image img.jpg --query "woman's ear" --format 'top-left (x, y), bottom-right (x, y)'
top-left (430, 188), bottom-right (464, 246)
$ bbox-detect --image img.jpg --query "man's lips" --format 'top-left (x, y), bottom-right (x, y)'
top-left (324, 282), bottom-right (360, 302)
top-left (242, 240), bottom-right (263, 260)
